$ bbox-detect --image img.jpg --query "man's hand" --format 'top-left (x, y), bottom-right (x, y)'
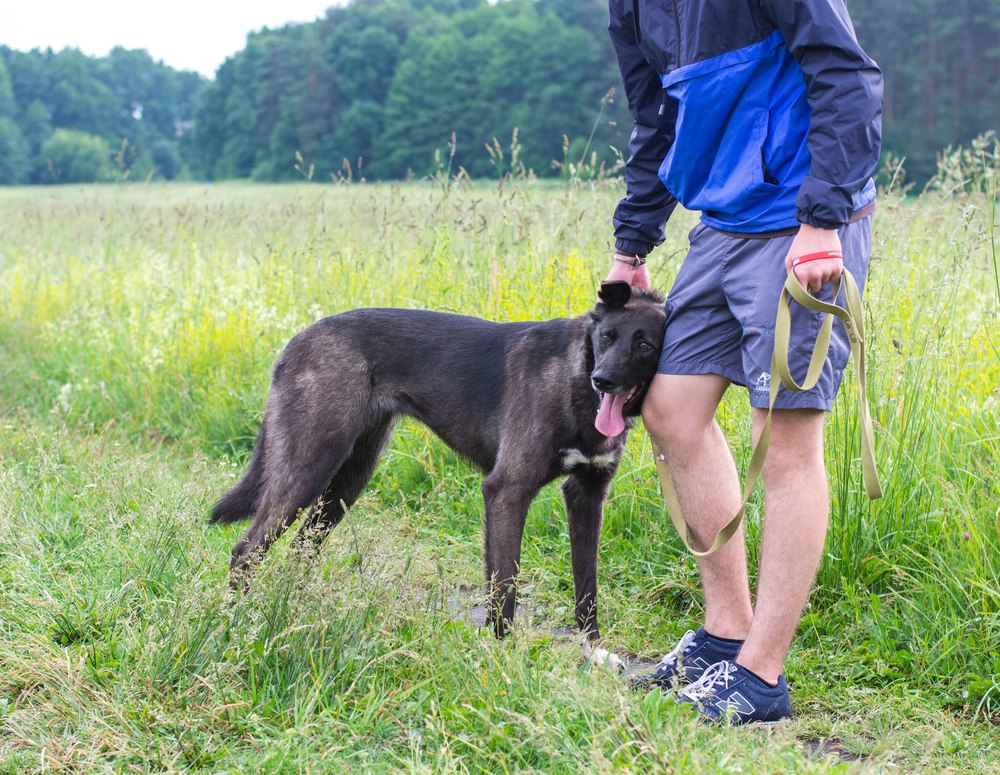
top-left (605, 252), bottom-right (651, 289)
top-left (785, 224), bottom-right (843, 294)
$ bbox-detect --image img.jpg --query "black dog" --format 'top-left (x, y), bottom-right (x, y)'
top-left (210, 281), bottom-right (665, 639)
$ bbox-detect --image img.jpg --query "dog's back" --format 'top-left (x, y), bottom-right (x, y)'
top-left (285, 309), bottom-right (565, 468)
top-left (210, 308), bottom-right (562, 523)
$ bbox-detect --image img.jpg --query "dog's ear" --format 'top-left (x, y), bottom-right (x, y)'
top-left (597, 281), bottom-right (632, 309)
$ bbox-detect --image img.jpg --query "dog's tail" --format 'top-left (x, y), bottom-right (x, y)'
top-left (209, 424), bottom-right (267, 524)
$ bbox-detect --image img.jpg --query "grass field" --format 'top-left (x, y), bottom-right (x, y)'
top-left (0, 160), bottom-right (997, 772)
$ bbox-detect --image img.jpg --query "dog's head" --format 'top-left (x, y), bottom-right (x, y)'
top-left (589, 281), bottom-right (667, 437)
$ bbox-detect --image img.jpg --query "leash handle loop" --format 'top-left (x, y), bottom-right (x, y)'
top-left (653, 267), bottom-right (882, 558)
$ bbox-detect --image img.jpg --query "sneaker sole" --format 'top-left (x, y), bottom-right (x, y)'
top-left (745, 717), bottom-right (791, 729)
top-left (697, 714), bottom-right (792, 728)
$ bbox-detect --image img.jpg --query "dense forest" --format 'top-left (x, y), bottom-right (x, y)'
top-left (0, 0), bottom-right (997, 186)
top-left (0, 46), bottom-right (204, 183)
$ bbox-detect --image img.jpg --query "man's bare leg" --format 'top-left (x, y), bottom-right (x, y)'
top-left (735, 407), bottom-right (829, 684)
top-left (642, 373), bottom-right (753, 640)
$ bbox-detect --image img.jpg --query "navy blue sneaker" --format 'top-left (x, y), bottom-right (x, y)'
top-left (677, 660), bottom-right (791, 725)
top-left (630, 628), bottom-right (743, 691)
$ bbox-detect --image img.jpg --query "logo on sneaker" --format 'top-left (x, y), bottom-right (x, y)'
top-left (714, 691), bottom-right (756, 720)
top-left (679, 657), bottom-right (715, 681)
top-left (754, 372), bottom-right (771, 393)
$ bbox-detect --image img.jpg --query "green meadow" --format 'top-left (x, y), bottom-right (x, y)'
top-left (0, 151), bottom-right (997, 771)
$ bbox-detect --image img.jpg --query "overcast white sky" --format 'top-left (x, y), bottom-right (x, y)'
top-left (1, 1), bottom-right (346, 78)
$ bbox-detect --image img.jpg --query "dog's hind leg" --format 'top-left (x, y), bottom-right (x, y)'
top-left (295, 416), bottom-right (395, 552)
top-left (228, 429), bottom-right (361, 594)
top-left (563, 471), bottom-right (613, 641)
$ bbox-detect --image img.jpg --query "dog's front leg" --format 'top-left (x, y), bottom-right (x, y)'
top-left (563, 472), bottom-right (612, 641)
top-left (481, 472), bottom-right (536, 639)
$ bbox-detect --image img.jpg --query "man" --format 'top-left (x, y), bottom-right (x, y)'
top-left (605, 0), bottom-right (882, 724)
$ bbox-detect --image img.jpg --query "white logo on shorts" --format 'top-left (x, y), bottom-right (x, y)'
top-left (754, 372), bottom-right (771, 393)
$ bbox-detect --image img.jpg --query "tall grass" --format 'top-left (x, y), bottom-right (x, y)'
top-left (0, 152), bottom-right (998, 770)
top-left (0, 182), bottom-right (613, 453)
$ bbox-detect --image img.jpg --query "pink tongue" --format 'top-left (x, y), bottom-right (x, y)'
top-left (595, 393), bottom-right (628, 437)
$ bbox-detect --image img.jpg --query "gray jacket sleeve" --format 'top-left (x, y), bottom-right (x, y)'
top-left (762, 0), bottom-right (884, 228)
top-left (609, 0), bottom-right (677, 256)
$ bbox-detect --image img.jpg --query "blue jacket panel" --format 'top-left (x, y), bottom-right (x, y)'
top-left (610, 0), bottom-right (883, 250)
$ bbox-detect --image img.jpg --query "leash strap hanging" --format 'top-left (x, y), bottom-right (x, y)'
top-left (653, 268), bottom-right (882, 558)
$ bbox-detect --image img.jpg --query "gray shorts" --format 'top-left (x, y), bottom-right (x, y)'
top-left (657, 217), bottom-right (872, 410)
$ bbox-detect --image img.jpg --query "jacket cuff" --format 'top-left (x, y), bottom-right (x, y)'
top-left (795, 176), bottom-right (855, 229)
top-left (615, 238), bottom-right (653, 257)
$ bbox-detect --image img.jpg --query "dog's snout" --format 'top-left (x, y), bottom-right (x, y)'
top-left (591, 373), bottom-right (615, 393)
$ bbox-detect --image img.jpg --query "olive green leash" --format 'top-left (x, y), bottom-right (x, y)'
top-left (652, 268), bottom-right (883, 557)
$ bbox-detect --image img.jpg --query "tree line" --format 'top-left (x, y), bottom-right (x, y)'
top-left (1, 0), bottom-right (996, 186)
top-left (193, 0), bottom-right (620, 182)
top-left (0, 46), bottom-right (204, 184)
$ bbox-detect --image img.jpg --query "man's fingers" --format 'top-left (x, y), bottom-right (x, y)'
top-left (634, 265), bottom-right (652, 289)
top-left (792, 257), bottom-right (843, 294)
top-left (605, 260), bottom-right (651, 290)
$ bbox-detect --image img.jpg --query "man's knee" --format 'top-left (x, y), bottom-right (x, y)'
top-left (753, 407), bottom-right (827, 480)
top-left (642, 373), bottom-right (729, 449)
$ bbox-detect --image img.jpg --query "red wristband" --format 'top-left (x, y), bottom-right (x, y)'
top-left (791, 250), bottom-right (843, 268)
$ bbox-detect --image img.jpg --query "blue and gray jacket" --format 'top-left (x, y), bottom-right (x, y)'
top-left (610, 0), bottom-right (883, 252)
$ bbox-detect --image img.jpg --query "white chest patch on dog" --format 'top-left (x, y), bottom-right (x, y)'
top-left (560, 449), bottom-right (618, 471)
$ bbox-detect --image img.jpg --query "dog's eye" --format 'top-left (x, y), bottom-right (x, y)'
top-left (601, 332), bottom-right (613, 343)
top-left (637, 342), bottom-right (653, 351)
